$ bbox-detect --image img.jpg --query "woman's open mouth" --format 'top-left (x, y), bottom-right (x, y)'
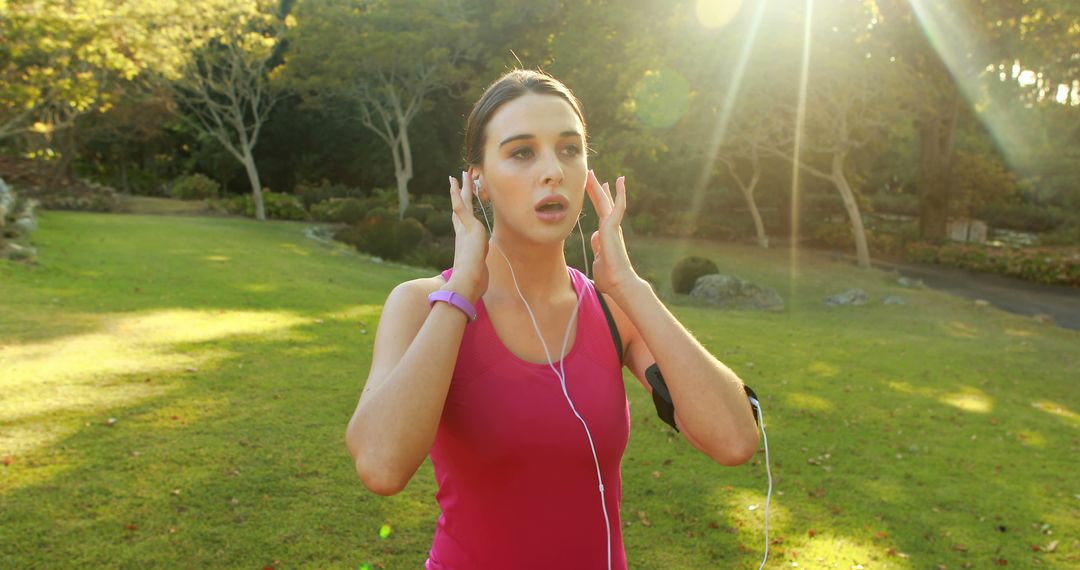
top-left (534, 195), bottom-right (569, 223)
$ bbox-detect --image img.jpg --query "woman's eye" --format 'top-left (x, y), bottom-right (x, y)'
top-left (562, 145), bottom-right (581, 156)
top-left (511, 147), bottom-right (533, 159)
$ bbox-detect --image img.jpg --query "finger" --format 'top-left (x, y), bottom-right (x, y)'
top-left (613, 176), bottom-right (627, 224)
top-left (585, 169), bottom-right (612, 219)
top-left (462, 170), bottom-right (475, 211)
top-left (601, 182), bottom-right (614, 212)
top-left (591, 230), bottom-right (601, 257)
top-left (449, 175), bottom-right (464, 215)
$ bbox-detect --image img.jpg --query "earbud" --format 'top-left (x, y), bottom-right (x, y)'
top-left (473, 178), bottom-right (481, 195)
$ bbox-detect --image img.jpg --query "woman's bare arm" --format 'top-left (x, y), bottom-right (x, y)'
top-left (345, 276), bottom-right (474, 495)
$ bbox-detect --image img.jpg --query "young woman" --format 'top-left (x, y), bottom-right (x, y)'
top-left (345, 69), bottom-right (760, 570)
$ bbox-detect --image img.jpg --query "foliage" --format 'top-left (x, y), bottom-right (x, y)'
top-left (906, 242), bottom-right (1080, 287)
top-left (671, 256), bottom-right (719, 295)
top-left (294, 179), bottom-right (365, 209)
top-left (947, 150), bottom-right (1018, 217)
top-left (975, 202), bottom-right (1072, 233)
top-left (309, 197), bottom-right (367, 224)
top-left (334, 213), bottom-right (429, 261)
top-left (168, 173), bottom-right (220, 200)
top-left (214, 190), bottom-right (307, 220)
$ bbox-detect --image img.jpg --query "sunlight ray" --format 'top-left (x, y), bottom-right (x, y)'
top-left (686, 0), bottom-right (768, 259)
top-left (786, 0), bottom-right (814, 311)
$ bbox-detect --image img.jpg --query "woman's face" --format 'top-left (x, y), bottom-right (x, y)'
top-left (472, 92), bottom-right (588, 244)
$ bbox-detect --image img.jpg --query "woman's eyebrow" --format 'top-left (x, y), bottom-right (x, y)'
top-left (499, 130), bottom-right (582, 148)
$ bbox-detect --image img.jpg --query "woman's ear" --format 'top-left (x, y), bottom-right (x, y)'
top-left (470, 170), bottom-right (488, 202)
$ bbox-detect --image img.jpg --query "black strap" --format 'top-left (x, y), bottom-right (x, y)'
top-left (592, 281), bottom-right (624, 365)
top-left (589, 279), bottom-right (759, 433)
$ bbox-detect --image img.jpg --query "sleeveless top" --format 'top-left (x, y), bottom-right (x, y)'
top-left (425, 266), bottom-right (631, 569)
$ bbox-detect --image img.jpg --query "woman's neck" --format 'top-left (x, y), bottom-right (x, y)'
top-left (485, 229), bottom-right (575, 302)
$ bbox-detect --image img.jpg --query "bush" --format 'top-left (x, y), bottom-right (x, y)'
top-left (214, 191), bottom-right (307, 220)
top-left (403, 203), bottom-right (435, 224)
top-left (396, 218), bottom-right (427, 252)
top-left (295, 179), bottom-right (364, 208)
top-left (403, 243), bottom-right (455, 271)
top-left (334, 214), bottom-right (428, 260)
top-left (672, 256), bottom-right (719, 294)
top-left (905, 242), bottom-right (1080, 287)
top-left (169, 174), bottom-right (220, 200)
top-left (310, 197), bottom-right (367, 224)
top-left (976, 203), bottom-right (1069, 233)
top-left (425, 212), bottom-right (453, 237)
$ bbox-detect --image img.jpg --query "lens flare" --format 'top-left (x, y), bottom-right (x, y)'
top-left (696, 0), bottom-right (743, 29)
top-left (630, 69), bottom-right (690, 129)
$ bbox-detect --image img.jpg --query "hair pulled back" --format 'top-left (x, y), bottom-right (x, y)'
top-left (463, 69), bottom-right (587, 167)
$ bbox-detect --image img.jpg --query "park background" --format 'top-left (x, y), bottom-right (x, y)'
top-left (1, 0), bottom-right (1078, 568)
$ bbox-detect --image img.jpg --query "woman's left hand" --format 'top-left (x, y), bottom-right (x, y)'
top-left (584, 169), bottom-right (641, 296)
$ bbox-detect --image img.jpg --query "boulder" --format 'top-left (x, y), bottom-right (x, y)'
top-left (882, 295), bottom-right (906, 305)
top-left (824, 288), bottom-right (869, 306)
top-left (689, 274), bottom-right (784, 312)
top-left (897, 276), bottom-right (925, 288)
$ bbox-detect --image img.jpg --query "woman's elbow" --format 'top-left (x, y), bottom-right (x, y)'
top-left (711, 430), bottom-right (760, 466)
top-left (354, 455), bottom-right (408, 496)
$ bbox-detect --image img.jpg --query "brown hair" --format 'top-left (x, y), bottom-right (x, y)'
top-left (462, 68), bottom-right (588, 167)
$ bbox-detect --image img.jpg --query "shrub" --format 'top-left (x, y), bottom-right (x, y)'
top-left (295, 179), bottom-right (364, 208)
top-left (904, 242), bottom-right (1080, 287)
top-left (976, 203), bottom-right (1069, 233)
top-left (672, 256), bottom-right (719, 294)
top-left (310, 197), bottom-right (366, 224)
top-left (214, 191), bottom-right (307, 220)
top-left (425, 212), bottom-right (453, 237)
top-left (169, 174), bottom-right (220, 200)
top-left (403, 203), bottom-right (435, 224)
top-left (403, 243), bottom-right (455, 271)
top-left (395, 218), bottom-right (427, 253)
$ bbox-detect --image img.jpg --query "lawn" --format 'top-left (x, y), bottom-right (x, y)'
top-left (1, 211), bottom-right (1077, 569)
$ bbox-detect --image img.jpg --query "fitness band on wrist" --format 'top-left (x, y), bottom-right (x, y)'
top-left (428, 290), bottom-right (478, 322)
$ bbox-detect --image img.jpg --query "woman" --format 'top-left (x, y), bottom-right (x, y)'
top-left (345, 69), bottom-right (760, 569)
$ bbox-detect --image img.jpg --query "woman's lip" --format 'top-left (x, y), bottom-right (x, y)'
top-left (533, 194), bottom-right (569, 211)
top-left (535, 208), bottom-right (569, 223)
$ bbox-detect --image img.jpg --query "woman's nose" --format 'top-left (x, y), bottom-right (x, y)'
top-left (540, 149), bottom-right (564, 187)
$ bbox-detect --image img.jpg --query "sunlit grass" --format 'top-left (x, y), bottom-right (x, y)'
top-left (1, 211), bottom-right (1078, 568)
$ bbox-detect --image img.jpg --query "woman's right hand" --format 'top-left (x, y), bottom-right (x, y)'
top-left (445, 171), bottom-right (489, 304)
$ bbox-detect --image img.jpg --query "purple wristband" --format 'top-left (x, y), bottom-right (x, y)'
top-left (428, 290), bottom-right (478, 322)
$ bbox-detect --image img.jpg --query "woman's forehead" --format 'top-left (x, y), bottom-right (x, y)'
top-left (485, 93), bottom-right (583, 143)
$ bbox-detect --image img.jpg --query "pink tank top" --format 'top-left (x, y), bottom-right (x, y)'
top-left (425, 266), bottom-right (631, 569)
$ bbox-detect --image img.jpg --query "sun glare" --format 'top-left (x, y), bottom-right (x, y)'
top-left (696, 0), bottom-right (743, 29)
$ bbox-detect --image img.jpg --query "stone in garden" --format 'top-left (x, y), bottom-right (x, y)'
top-left (897, 277), bottom-right (924, 288)
top-left (689, 274), bottom-right (784, 312)
top-left (882, 295), bottom-right (906, 305)
top-left (973, 299), bottom-right (990, 308)
top-left (824, 288), bottom-right (869, 306)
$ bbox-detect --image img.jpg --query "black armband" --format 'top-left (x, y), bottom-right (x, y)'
top-left (644, 363), bottom-right (760, 433)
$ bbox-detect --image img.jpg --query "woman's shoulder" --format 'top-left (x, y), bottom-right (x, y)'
top-left (385, 273), bottom-right (449, 307)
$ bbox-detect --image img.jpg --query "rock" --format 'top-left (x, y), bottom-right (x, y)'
top-left (882, 295), bottom-right (906, 305)
top-left (897, 276), bottom-right (924, 288)
top-left (824, 288), bottom-right (869, 306)
top-left (973, 299), bottom-right (990, 308)
top-left (689, 274), bottom-right (784, 311)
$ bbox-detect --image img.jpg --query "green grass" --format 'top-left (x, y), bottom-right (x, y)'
top-left (2, 211), bottom-right (1078, 569)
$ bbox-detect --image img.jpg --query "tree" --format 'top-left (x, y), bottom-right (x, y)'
top-left (0, 0), bottom-right (186, 178)
top-left (281, 0), bottom-right (474, 218)
top-left (165, 0), bottom-right (286, 221)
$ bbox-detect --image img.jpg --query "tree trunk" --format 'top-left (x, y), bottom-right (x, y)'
top-left (394, 111), bottom-right (414, 219)
top-left (831, 153), bottom-right (871, 269)
top-left (918, 89), bottom-right (960, 242)
top-left (241, 148), bottom-right (266, 221)
top-left (736, 179), bottom-right (768, 248)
